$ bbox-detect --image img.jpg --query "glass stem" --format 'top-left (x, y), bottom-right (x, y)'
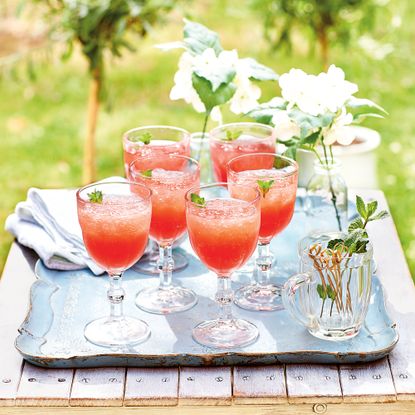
top-left (158, 244), bottom-right (174, 288)
top-left (256, 243), bottom-right (272, 286)
top-left (107, 272), bottom-right (125, 320)
top-left (216, 276), bottom-right (233, 321)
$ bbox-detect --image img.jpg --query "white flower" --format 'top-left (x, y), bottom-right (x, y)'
top-left (323, 109), bottom-right (355, 145)
top-left (271, 111), bottom-right (301, 141)
top-left (278, 65), bottom-right (358, 116)
top-left (319, 65), bottom-right (358, 113)
top-left (229, 76), bottom-right (261, 114)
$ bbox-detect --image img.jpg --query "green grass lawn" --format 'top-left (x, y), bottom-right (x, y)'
top-left (1, 0), bottom-right (414, 278)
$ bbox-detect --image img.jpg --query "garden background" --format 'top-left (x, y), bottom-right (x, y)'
top-left (1, 0), bottom-right (414, 278)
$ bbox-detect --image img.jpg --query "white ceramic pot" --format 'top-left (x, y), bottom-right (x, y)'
top-left (296, 126), bottom-right (381, 188)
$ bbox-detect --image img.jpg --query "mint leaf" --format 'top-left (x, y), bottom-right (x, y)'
top-left (327, 238), bottom-right (344, 250)
top-left (317, 284), bottom-right (327, 300)
top-left (326, 285), bottom-right (336, 301)
top-left (348, 217), bottom-right (364, 233)
top-left (257, 179), bottom-right (274, 198)
top-left (356, 195), bottom-right (367, 220)
top-left (130, 132), bottom-right (152, 144)
top-left (190, 193), bottom-right (206, 207)
top-left (87, 189), bottom-right (103, 204)
top-left (183, 19), bottom-right (223, 56)
top-left (142, 169), bottom-right (152, 178)
top-left (367, 200), bottom-right (378, 217)
top-left (224, 130), bottom-right (242, 141)
top-left (369, 210), bottom-right (389, 221)
top-left (192, 72), bottom-right (237, 112)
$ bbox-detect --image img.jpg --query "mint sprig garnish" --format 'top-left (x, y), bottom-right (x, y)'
top-left (224, 130), bottom-right (242, 141)
top-left (142, 169), bottom-right (153, 178)
top-left (87, 189), bottom-right (103, 203)
top-left (257, 179), bottom-right (274, 198)
top-left (327, 195), bottom-right (389, 255)
top-left (191, 193), bottom-right (206, 207)
top-left (130, 132), bottom-right (152, 144)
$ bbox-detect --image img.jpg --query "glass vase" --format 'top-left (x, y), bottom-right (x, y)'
top-left (190, 132), bottom-right (214, 185)
top-left (304, 159), bottom-right (348, 232)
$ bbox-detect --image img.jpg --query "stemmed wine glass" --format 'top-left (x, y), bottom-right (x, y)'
top-left (209, 122), bottom-right (275, 183)
top-left (129, 154), bottom-right (200, 314)
top-left (123, 126), bottom-right (191, 274)
top-left (185, 183), bottom-right (261, 348)
top-left (227, 153), bottom-right (298, 311)
top-left (76, 181), bottom-right (152, 347)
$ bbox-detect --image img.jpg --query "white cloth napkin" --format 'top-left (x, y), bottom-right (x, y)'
top-left (4, 179), bottom-right (127, 275)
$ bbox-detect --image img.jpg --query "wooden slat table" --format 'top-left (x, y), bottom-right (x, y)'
top-left (1, 189), bottom-right (415, 414)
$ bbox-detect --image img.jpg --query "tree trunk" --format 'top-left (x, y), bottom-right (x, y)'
top-left (317, 26), bottom-right (329, 71)
top-left (82, 68), bottom-right (101, 184)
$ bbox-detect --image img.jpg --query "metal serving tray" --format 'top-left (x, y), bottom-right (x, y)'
top-left (15, 206), bottom-right (398, 368)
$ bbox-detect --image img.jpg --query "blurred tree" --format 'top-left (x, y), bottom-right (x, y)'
top-left (33, 0), bottom-right (177, 183)
top-left (251, 0), bottom-right (380, 69)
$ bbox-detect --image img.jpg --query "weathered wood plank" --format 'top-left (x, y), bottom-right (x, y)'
top-left (358, 190), bottom-right (415, 401)
top-left (233, 365), bottom-right (286, 404)
top-left (285, 364), bottom-right (342, 403)
top-left (70, 368), bottom-right (125, 407)
top-left (124, 368), bottom-right (178, 406)
top-left (0, 244), bottom-right (37, 406)
top-left (339, 358), bottom-right (396, 403)
top-left (178, 367), bottom-right (232, 406)
top-left (15, 362), bottom-right (73, 406)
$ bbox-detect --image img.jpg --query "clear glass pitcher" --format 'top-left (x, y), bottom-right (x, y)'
top-left (282, 233), bottom-right (373, 341)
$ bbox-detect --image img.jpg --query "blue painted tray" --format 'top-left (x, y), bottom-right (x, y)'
top-left (15, 203), bottom-right (398, 368)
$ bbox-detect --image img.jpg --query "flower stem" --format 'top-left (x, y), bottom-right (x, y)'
top-left (322, 142), bottom-right (342, 232)
top-left (196, 111), bottom-right (210, 162)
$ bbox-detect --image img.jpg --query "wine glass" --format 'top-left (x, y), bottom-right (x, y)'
top-left (227, 153), bottom-right (298, 311)
top-left (76, 181), bottom-right (152, 347)
top-left (129, 154), bottom-right (200, 314)
top-left (209, 122), bottom-right (275, 183)
top-left (123, 125), bottom-right (191, 274)
top-left (185, 183), bottom-right (261, 348)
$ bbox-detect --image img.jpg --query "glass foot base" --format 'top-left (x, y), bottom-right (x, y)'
top-left (84, 316), bottom-right (150, 347)
top-left (132, 251), bottom-right (188, 275)
top-left (136, 286), bottom-right (197, 315)
top-left (234, 284), bottom-right (284, 311)
top-left (192, 318), bottom-right (259, 349)
top-left (308, 326), bottom-right (360, 341)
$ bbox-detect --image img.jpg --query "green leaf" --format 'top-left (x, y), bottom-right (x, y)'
top-left (192, 72), bottom-right (236, 111)
top-left (224, 130), bottom-right (243, 141)
top-left (193, 64), bottom-right (236, 93)
top-left (183, 19), bottom-right (223, 55)
top-left (355, 240), bottom-right (369, 254)
top-left (87, 189), bottom-right (103, 204)
top-left (346, 97), bottom-right (388, 114)
top-left (326, 285), bottom-right (336, 301)
top-left (356, 195), bottom-right (367, 219)
top-left (257, 179), bottom-right (275, 198)
top-left (348, 217), bottom-right (364, 233)
top-left (344, 229), bottom-right (367, 251)
top-left (369, 210), bottom-right (389, 221)
top-left (367, 200), bottom-right (378, 218)
top-left (283, 143), bottom-right (299, 160)
top-left (238, 57), bottom-right (279, 81)
top-left (317, 284), bottom-right (327, 300)
top-left (142, 169), bottom-right (153, 178)
top-left (327, 238), bottom-right (344, 250)
top-left (246, 100), bottom-right (287, 124)
top-left (190, 193), bottom-right (206, 207)
top-left (300, 130), bottom-right (320, 146)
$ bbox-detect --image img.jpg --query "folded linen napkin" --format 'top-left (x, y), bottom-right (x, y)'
top-left (4, 178), bottom-right (126, 275)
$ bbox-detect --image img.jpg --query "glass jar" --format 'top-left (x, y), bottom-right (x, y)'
top-left (304, 158), bottom-right (348, 232)
top-left (283, 232), bottom-right (373, 341)
top-left (190, 132), bottom-right (214, 185)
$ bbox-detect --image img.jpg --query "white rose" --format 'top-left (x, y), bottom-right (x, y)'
top-left (271, 111), bottom-right (301, 141)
